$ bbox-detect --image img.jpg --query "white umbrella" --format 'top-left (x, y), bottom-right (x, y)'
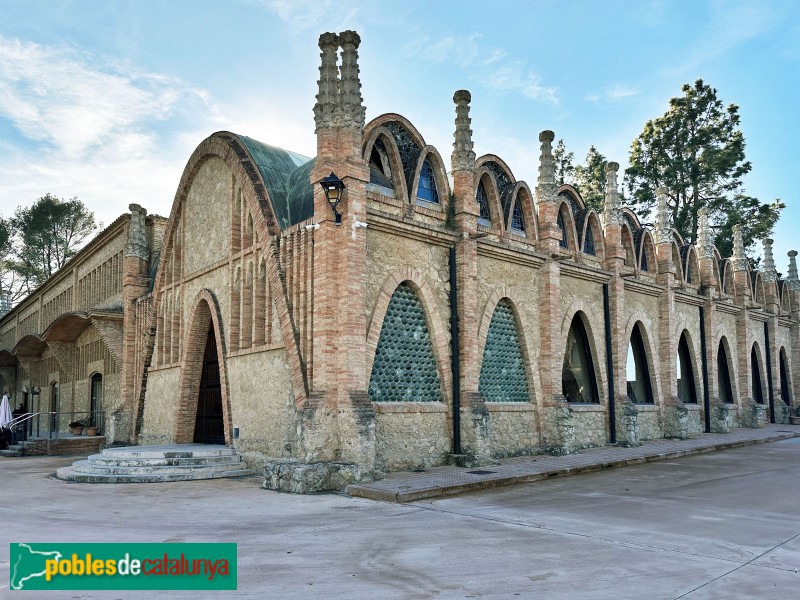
top-left (0, 394), bottom-right (12, 428)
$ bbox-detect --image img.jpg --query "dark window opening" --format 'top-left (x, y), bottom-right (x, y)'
top-left (476, 181), bottom-right (491, 226)
top-left (562, 315), bottom-right (599, 403)
top-left (369, 140), bottom-right (394, 190)
top-left (583, 226), bottom-right (595, 255)
top-left (717, 340), bottom-right (734, 404)
top-left (557, 210), bottom-right (568, 248)
top-left (640, 248), bottom-right (648, 272)
top-left (677, 333), bottom-right (697, 403)
top-left (780, 349), bottom-right (792, 405)
top-left (416, 159), bottom-right (440, 204)
top-left (511, 200), bottom-right (525, 233)
top-left (751, 347), bottom-right (764, 404)
top-left (626, 324), bottom-right (653, 403)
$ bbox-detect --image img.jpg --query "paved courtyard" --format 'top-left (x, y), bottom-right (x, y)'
top-left (2, 438), bottom-right (800, 599)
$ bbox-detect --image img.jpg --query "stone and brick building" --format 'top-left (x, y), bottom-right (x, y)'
top-left (1, 31), bottom-right (798, 492)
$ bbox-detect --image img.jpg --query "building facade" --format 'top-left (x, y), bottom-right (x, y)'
top-left (1, 31), bottom-right (798, 492)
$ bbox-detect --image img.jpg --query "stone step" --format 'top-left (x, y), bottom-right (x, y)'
top-left (55, 444), bottom-right (253, 484)
top-left (56, 466), bottom-right (253, 484)
top-left (68, 459), bottom-right (245, 476)
top-left (86, 454), bottom-right (242, 467)
top-left (0, 447), bottom-right (22, 457)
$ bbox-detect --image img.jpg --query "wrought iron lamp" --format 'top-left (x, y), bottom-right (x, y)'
top-left (319, 172), bottom-right (345, 223)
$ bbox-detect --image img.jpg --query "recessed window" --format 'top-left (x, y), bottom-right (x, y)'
top-left (717, 340), bottom-right (734, 404)
top-left (416, 159), bottom-right (440, 205)
top-left (780, 348), bottom-right (792, 405)
top-left (557, 210), bottom-right (568, 248)
top-left (583, 225), bottom-right (595, 255)
top-left (562, 314), bottom-right (599, 403)
top-left (751, 346), bottom-right (764, 404)
top-left (677, 332), bottom-right (697, 403)
top-left (626, 324), bottom-right (653, 403)
top-left (640, 248), bottom-right (648, 272)
top-left (511, 200), bottom-right (525, 233)
top-left (476, 181), bottom-right (491, 226)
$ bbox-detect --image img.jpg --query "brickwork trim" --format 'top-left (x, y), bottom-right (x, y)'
top-left (173, 289), bottom-right (232, 445)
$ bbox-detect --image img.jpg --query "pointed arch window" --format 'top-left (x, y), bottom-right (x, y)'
top-left (479, 300), bottom-right (529, 402)
top-left (626, 323), bottom-right (653, 403)
top-left (476, 181), bottom-right (491, 226)
top-left (368, 283), bottom-right (441, 402)
top-left (583, 226), bottom-right (595, 255)
top-left (677, 332), bottom-right (697, 403)
top-left (557, 210), bottom-right (568, 248)
top-left (369, 139), bottom-right (394, 190)
top-left (511, 200), bottom-right (525, 234)
top-left (780, 349), bottom-right (792, 405)
top-left (717, 340), bottom-right (734, 404)
top-left (640, 249), bottom-right (648, 272)
top-left (751, 346), bottom-right (764, 404)
top-left (562, 314), bottom-right (599, 403)
top-left (416, 159), bottom-right (440, 205)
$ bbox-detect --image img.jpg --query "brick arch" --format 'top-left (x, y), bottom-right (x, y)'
top-left (138, 132), bottom-right (310, 420)
top-left (476, 287), bottom-right (538, 405)
top-left (409, 145), bottom-right (451, 206)
top-left (750, 340), bottom-right (767, 404)
top-left (556, 200), bottom-right (579, 251)
top-left (173, 289), bottom-right (232, 445)
top-left (556, 184), bottom-right (586, 211)
top-left (363, 113), bottom-right (427, 150)
top-left (362, 125), bottom-right (410, 203)
top-left (476, 154), bottom-right (517, 185)
top-left (366, 268), bottom-right (451, 402)
top-left (638, 229), bottom-right (658, 275)
top-left (622, 312), bottom-right (661, 404)
top-left (560, 300), bottom-right (606, 405)
top-left (579, 209), bottom-right (605, 259)
top-left (476, 167), bottom-right (505, 231)
top-left (506, 182), bottom-right (538, 242)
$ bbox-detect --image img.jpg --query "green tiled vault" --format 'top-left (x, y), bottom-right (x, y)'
top-left (479, 300), bottom-right (529, 402)
top-left (368, 283), bottom-right (441, 402)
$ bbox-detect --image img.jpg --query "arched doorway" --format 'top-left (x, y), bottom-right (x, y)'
top-left (676, 332), bottom-right (697, 403)
top-left (194, 328), bottom-right (224, 444)
top-left (780, 348), bottom-right (792, 405)
top-left (750, 346), bottom-right (764, 405)
top-left (626, 322), bottom-right (653, 404)
top-left (717, 339), bottom-right (734, 404)
top-left (90, 373), bottom-right (103, 430)
top-left (562, 313), bottom-right (599, 404)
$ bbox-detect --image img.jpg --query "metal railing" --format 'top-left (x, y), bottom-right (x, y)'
top-left (17, 411), bottom-right (106, 440)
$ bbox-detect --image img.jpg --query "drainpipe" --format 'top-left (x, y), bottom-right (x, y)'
top-left (699, 306), bottom-right (711, 433)
top-left (764, 321), bottom-right (776, 423)
top-left (449, 246), bottom-right (461, 455)
top-left (603, 284), bottom-right (617, 444)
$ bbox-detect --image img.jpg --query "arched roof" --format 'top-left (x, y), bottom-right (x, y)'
top-left (235, 134), bottom-right (314, 229)
top-left (40, 312), bottom-right (91, 342)
top-left (13, 334), bottom-right (47, 357)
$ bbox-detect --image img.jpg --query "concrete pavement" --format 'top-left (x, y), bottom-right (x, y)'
top-left (2, 435), bottom-right (800, 599)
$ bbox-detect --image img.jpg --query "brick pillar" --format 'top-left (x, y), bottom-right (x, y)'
top-left (761, 239), bottom-right (784, 423)
top-left (450, 90), bottom-right (490, 465)
top-left (602, 162), bottom-right (637, 445)
top-left (121, 204), bottom-right (151, 444)
top-left (299, 31), bottom-right (375, 479)
top-left (786, 251), bottom-right (800, 418)
top-left (655, 188), bottom-right (688, 438)
top-left (535, 131), bottom-right (575, 454)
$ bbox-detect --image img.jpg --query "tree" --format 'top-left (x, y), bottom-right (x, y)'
top-left (553, 139), bottom-right (576, 186)
top-left (12, 194), bottom-right (97, 288)
top-left (624, 79), bottom-right (783, 257)
top-left (574, 145), bottom-right (608, 211)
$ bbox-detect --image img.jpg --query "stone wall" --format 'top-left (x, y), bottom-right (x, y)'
top-left (486, 404), bottom-right (539, 457)
top-left (373, 404), bottom-right (450, 472)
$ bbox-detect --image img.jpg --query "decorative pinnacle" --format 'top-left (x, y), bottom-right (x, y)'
top-left (535, 130), bottom-right (556, 204)
top-left (697, 207), bottom-right (714, 259)
top-left (451, 89), bottom-right (475, 172)
top-left (762, 238), bottom-right (777, 282)
top-left (788, 250), bottom-right (799, 290)
top-left (314, 32), bottom-right (340, 131)
top-left (732, 224), bottom-right (748, 271)
top-left (125, 203), bottom-right (149, 260)
top-left (603, 162), bottom-right (621, 226)
top-left (655, 187), bottom-right (671, 244)
top-left (338, 30), bottom-right (365, 129)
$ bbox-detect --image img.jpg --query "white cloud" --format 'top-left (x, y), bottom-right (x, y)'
top-left (586, 84), bottom-right (640, 103)
top-left (489, 62), bottom-right (559, 106)
top-left (0, 37), bottom-right (215, 158)
top-left (259, 0), bottom-right (362, 32)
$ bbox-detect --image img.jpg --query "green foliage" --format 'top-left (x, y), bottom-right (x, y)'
top-left (553, 139), bottom-right (575, 186)
top-left (0, 217), bottom-right (29, 305)
top-left (624, 79), bottom-right (782, 256)
top-left (11, 194), bottom-right (97, 287)
top-left (574, 146), bottom-right (607, 211)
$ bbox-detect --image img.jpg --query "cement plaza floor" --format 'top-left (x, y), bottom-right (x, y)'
top-left (2, 436), bottom-right (800, 599)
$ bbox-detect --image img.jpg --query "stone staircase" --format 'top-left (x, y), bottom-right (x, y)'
top-left (56, 444), bottom-right (253, 483)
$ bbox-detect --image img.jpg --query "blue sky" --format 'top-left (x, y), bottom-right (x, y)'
top-left (0, 0), bottom-right (798, 268)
